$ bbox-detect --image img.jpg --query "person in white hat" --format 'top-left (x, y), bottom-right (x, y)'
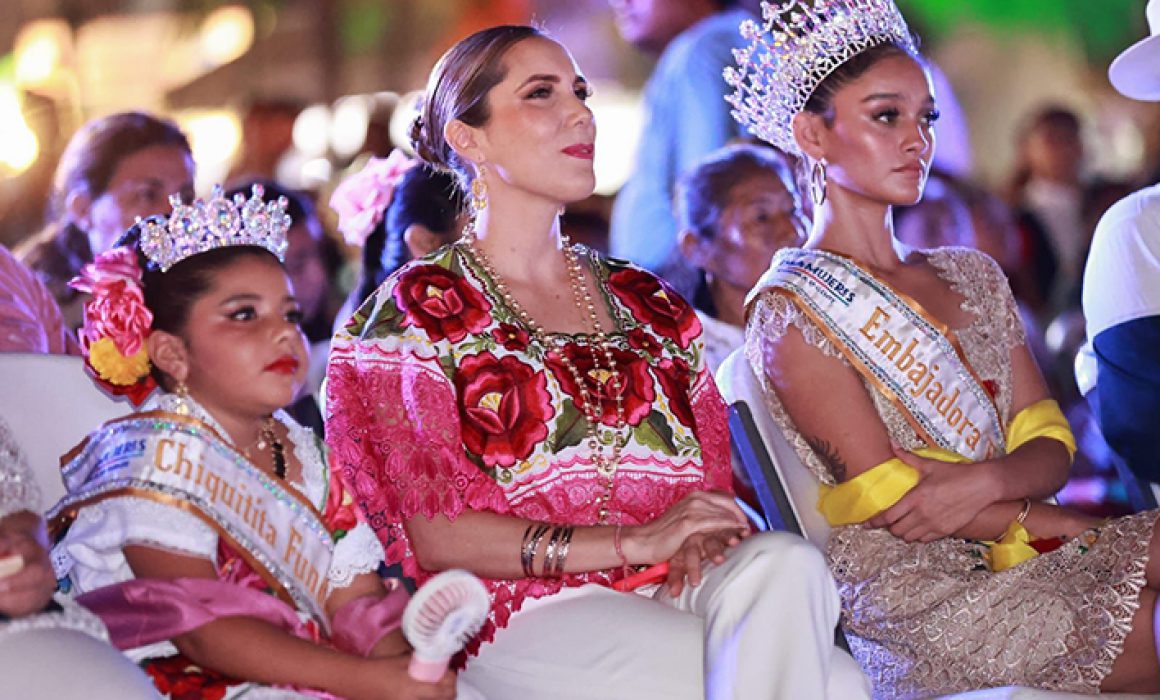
top-left (1082, 0), bottom-right (1160, 484)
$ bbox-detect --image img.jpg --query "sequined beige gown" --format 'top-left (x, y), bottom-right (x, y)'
top-left (746, 246), bottom-right (1158, 698)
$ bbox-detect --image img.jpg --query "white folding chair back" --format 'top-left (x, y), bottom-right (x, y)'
top-left (716, 348), bottom-right (833, 548)
top-left (0, 353), bottom-right (132, 507)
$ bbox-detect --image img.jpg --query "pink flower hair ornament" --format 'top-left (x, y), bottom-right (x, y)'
top-left (70, 246), bottom-right (157, 404)
top-left (329, 149), bottom-right (418, 248)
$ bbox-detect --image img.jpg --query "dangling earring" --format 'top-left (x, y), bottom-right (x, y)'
top-left (810, 159), bottom-right (827, 207)
top-left (174, 380), bottom-right (191, 416)
top-left (470, 165), bottom-right (488, 214)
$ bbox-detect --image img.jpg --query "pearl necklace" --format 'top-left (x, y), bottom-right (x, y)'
top-left (461, 231), bottom-right (625, 523)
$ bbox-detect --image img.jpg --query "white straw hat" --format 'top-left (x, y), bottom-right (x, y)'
top-left (1109, 0), bottom-right (1160, 101)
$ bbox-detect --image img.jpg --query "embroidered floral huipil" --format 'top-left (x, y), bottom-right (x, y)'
top-left (325, 244), bottom-right (732, 653)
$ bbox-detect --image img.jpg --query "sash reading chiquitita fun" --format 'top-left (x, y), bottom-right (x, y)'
top-left (48, 411), bottom-right (335, 628)
top-left (751, 248), bottom-right (1007, 462)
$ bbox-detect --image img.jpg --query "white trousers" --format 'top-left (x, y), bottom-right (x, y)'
top-left (460, 531), bottom-right (871, 699)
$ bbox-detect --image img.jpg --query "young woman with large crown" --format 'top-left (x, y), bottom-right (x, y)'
top-left (730, 0), bottom-right (1160, 696)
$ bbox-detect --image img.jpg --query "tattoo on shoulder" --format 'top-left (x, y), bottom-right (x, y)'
top-left (804, 435), bottom-right (848, 482)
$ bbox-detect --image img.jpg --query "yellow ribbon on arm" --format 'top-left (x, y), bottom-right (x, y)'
top-left (817, 459), bottom-right (920, 526)
top-left (814, 399), bottom-right (1074, 529)
top-left (1005, 398), bottom-right (1076, 459)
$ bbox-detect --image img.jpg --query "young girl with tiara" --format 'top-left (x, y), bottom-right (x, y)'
top-left (48, 186), bottom-right (465, 699)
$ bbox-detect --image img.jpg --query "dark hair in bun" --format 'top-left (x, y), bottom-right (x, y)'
top-left (410, 25), bottom-right (547, 190)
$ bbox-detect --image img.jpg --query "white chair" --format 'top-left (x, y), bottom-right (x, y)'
top-left (0, 353), bottom-right (132, 508)
top-left (715, 348), bottom-right (1157, 700)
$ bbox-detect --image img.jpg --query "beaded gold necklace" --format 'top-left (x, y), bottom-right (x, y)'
top-left (462, 232), bottom-right (625, 523)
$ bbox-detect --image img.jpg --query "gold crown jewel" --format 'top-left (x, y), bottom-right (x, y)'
top-left (139, 184), bottom-right (292, 272)
top-left (724, 0), bottom-right (916, 156)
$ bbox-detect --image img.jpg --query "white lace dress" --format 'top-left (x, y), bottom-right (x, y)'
top-left (746, 246), bottom-right (1159, 698)
top-left (53, 394), bottom-right (385, 699)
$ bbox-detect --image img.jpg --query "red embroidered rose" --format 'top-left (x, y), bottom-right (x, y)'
top-left (324, 466), bottom-right (361, 537)
top-left (394, 264), bottom-right (492, 343)
top-left (546, 343), bottom-right (655, 427)
top-left (455, 351), bottom-right (555, 467)
top-left (607, 267), bottom-right (701, 349)
top-left (654, 357), bottom-right (695, 428)
top-left (491, 323), bottom-right (530, 352)
top-left (626, 327), bottom-right (663, 358)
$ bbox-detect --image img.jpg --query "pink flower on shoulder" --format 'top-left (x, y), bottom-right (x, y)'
top-left (330, 150), bottom-right (418, 247)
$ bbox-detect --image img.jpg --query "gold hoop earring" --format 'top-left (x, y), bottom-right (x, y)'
top-left (810, 160), bottom-right (827, 207)
top-left (471, 165), bottom-right (488, 213)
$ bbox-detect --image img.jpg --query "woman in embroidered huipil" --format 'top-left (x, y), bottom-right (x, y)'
top-left (326, 25), bottom-right (870, 700)
top-left (727, 1), bottom-right (1160, 697)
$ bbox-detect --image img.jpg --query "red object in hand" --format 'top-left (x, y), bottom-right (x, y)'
top-left (612, 563), bottom-right (670, 592)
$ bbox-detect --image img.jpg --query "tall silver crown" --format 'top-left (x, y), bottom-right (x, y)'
top-left (725, 0), bottom-right (916, 156)
top-left (139, 184), bottom-right (291, 272)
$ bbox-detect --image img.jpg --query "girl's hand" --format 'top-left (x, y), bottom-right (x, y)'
top-left (866, 443), bottom-right (998, 543)
top-left (0, 526), bottom-right (56, 618)
top-left (345, 654), bottom-right (457, 700)
top-left (623, 491), bottom-right (750, 565)
top-left (664, 528), bottom-right (744, 597)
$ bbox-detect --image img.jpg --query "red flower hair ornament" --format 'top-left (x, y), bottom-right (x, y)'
top-left (70, 246), bottom-right (157, 404)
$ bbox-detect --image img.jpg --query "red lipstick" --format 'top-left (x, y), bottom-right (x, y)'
top-left (265, 355), bottom-right (300, 375)
top-left (562, 143), bottom-right (595, 160)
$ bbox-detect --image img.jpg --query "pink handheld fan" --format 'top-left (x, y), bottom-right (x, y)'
top-left (403, 569), bottom-right (490, 682)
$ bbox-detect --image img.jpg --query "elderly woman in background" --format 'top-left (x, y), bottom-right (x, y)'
top-left (671, 143), bottom-right (807, 373)
top-left (20, 111), bottom-right (194, 329)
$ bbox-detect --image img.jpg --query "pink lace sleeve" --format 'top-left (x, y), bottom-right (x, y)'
top-left (691, 365), bottom-right (733, 494)
top-left (325, 339), bottom-right (510, 574)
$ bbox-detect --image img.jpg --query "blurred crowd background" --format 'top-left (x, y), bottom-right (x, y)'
top-left (1, 0), bottom-right (1158, 515)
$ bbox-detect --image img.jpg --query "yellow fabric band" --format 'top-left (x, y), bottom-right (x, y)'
top-left (1005, 398), bottom-right (1075, 459)
top-left (986, 521), bottom-right (1039, 572)
top-left (817, 458), bottom-right (920, 527)
top-left (815, 399), bottom-right (1074, 528)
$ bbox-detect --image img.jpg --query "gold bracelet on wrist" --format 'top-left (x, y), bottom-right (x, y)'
top-left (1015, 498), bottom-right (1032, 525)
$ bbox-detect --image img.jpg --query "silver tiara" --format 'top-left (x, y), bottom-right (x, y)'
top-left (724, 0), bottom-right (916, 156)
top-left (139, 184), bottom-right (291, 272)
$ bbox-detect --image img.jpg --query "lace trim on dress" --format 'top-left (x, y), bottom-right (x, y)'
top-left (327, 522), bottom-right (384, 589)
top-left (0, 414), bottom-right (41, 518)
top-left (0, 593), bottom-right (109, 644)
top-left (690, 367), bottom-right (733, 493)
top-left (276, 411), bottom-right (325, 506)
